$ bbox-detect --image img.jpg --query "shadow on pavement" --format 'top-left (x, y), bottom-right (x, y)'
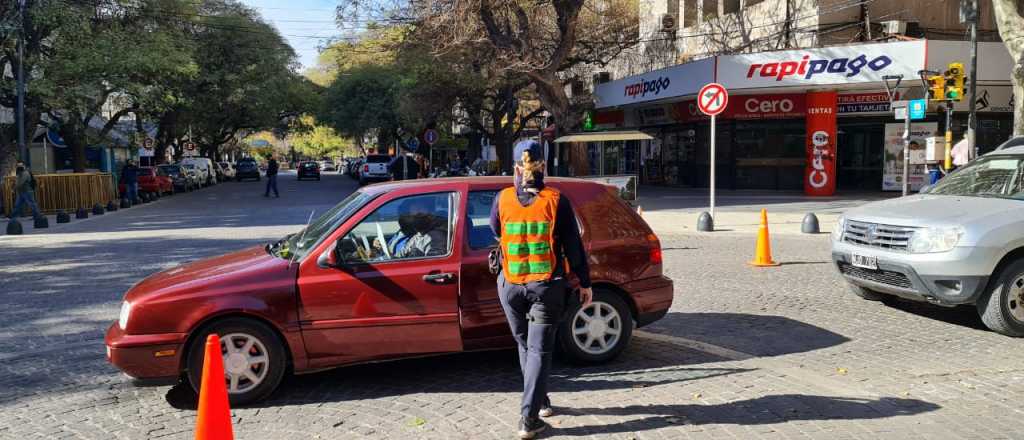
top-left (884, 299), bottom-right (989, 332)
top-left (556, 394), bottom-right (940, 436)
top-left (641, 312), bottom-right (851, 358)
top-left (165, 344), bottom-right (752, 410)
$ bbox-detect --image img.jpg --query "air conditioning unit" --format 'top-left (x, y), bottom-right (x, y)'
top-left (881, 20), bottom-right (906, 35)
top-left (660, 13), bottom-right (678, 32)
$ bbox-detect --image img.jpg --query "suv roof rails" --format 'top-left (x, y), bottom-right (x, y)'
top-left (994, 136), bottom-right (1024, 151)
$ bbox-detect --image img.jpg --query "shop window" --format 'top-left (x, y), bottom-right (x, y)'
top-left (682, 0), bottom-right (698, 27)
top-left (702, 0), bottom-right (718, 21)
top-left (587, 142), bottom-right (601, 176)
top-left (624, 140), bottom-right (639, 174)
top-left (604, 141), bottom-right (622, 175)
top-left (723, 0), bottom-right (740, 14)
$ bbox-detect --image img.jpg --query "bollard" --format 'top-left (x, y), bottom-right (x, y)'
top-left (92, 203), bottom-right (105, 215)
top-left (107, 201), bottom-right (118, 212)
top-left (801, 213), bottom-right (820, 234)
top-left (696, 211), bottom-right (714, 232)
top-left (76, 208), bottom-right (89, 219)
top-left (120, 198), bottom-right (131, 209)
top-left (33, 215), bottom-right (49, 229)
top-left (56, 210), bottom-right (71, 223)
top-left (6, 219), bottom-right (23, 235)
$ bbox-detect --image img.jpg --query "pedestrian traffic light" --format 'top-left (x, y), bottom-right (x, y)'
top-left (945, 62), bottom-right (965, 102)
top-left (927, 75), bottom-right (947, 101)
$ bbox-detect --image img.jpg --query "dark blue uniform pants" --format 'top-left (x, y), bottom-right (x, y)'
top-left (264, 174), bottom-right (278, 197)
top-left (498, 273), bottom-right (566, 418)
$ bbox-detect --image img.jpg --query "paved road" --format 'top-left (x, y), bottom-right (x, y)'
top-left (2, 173), bottom-right (1024, 439)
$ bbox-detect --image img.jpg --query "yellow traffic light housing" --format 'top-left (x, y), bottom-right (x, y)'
top-left (945, 62), bottom-right (965, 102)
top-left (927, 75), bottom-right (947, 101)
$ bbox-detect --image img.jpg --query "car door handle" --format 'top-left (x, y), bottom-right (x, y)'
top-left (423, 272), bottom-right (456, 284)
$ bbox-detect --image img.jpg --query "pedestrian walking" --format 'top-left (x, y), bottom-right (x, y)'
top-left (490, 140), bottom-right (593, 439)
top-left (121, 160), bottom-right (140, 202)
top-left (264, 156), bottom-right (279, 198)
top-left (951, 137), bottom-right (970, 168)
top-left (9, 161), bottom-right (42, 219)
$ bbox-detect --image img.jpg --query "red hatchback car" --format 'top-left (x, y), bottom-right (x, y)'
top-left (118, 166), bottom-right (174, 196)
top-left (105, 177), bottom-right (673, 404)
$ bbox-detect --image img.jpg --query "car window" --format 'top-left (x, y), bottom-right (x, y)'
top-left (930, 155), bottom-right (1024, 198)
top-left (467, 191), bottom-right (498, 249)
top-left (366, 155), bottom-right (391, 163)
top-left (339, 192), bottom-right (457, 264)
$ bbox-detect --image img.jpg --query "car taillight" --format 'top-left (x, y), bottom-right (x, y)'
top-left (647, 233), bottom-right (662, 264)
top-left (363, 165), bottom-right (369, 172)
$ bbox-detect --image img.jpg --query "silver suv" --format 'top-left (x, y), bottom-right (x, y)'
top-left (831, 137), bottom-right (1024, 336)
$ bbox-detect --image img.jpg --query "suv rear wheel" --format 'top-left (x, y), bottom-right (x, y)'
top-left (558, 289), bottom-right (633, 364)
top-left (185, 318), bottom-right (288, 406)
top-left (978, 259), bottom-right (1024, 337)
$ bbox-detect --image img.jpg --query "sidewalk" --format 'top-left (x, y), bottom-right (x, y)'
top-left (635, 186), bottom-right (897, 235)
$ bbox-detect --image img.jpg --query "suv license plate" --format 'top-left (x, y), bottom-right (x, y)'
top-left (851, 253), bottom-right (878, 270)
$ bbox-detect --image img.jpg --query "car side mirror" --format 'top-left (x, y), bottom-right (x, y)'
top-left (316, 241), bottom-right (343, 269)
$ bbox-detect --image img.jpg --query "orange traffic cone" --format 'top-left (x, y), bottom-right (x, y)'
top-left (195, 334), bottom-right (234, 440)
top-left (749, 208), bottom-right (780, 267)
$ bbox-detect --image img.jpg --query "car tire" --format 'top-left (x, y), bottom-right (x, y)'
top-left (185, 318), bottom-right (288, 406)
top-left (849, 284), bottom-right (886, 301)
top-left (557, 289), bottom-right (633, 364)
top-left (978, 259), bottom-right (1024, 337)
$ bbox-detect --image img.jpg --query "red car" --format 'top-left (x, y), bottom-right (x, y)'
top-left (118, 166), bottom-right (175, 196)
top-left (105, 177), bottom-right (673, 404)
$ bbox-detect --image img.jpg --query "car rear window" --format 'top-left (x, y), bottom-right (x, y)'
top-left (366, 155), bottom-right (391, 163)
top-left (303, 163), bottom-right (317, 168)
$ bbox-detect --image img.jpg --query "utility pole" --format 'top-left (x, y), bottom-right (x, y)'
top-left (16, 0), bottom-right (28, 167)
top-left (962, 0), bottom-right (979, 159)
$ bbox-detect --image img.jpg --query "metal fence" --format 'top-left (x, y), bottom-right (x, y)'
top-left (2, 173), bottom-right (116, 217)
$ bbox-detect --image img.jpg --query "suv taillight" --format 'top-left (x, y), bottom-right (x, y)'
top-left (647, 233), bottom-right (662, 264)
top-left (363, 165), bottom-right (369, 173)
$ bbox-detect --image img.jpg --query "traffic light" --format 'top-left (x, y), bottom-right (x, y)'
top-left (945, 62), bottom-right (965, 102)
top-left (927, 75), bottom-right (946, 101)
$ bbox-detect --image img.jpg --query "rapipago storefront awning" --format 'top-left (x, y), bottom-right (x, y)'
top-left (554, 130), bottom-right (654, 143)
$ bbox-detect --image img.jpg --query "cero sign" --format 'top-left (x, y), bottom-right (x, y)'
top-left (744, 97), bottom-right (795, 114)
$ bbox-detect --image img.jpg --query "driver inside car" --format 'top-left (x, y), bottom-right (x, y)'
top-left (395, 198), bottom-right (447, 258)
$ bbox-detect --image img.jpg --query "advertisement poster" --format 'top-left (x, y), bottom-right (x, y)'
top-left (883, 122), bottom-right (936, 191)
top-left (804, 91), bottom-right (838, 196)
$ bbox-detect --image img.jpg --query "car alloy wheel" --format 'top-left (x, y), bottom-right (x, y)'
top-left (571, 301), bottom-right (623, 355)
top-left (1004, 275), bottom-right (1024, 325)
top-left (220, 332), bottom-right (270, 394)
top-left (978, 259), bottom-right (1024, 337)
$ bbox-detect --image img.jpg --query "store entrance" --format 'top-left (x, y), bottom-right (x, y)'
top-left (837, 121), bottom-right (885, 191)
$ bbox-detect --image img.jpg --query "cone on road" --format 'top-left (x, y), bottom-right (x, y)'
top-left (195, 334), bottom-right (234, 440)
top-left (749, 208), bottom-right (780, 267)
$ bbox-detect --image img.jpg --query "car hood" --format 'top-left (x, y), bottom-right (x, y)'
top-left (124, 246), bottom-right (295, 305)
top-left (844, 194), bottom-right (1024, 227)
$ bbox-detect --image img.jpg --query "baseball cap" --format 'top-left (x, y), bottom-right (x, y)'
top-left (513, 140), bottom-right (543, 164)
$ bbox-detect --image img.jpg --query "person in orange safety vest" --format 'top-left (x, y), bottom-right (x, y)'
top-left (489, 140), bottom-right (592, 439)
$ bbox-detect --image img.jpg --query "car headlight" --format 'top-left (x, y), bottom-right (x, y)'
top-left (831, 215), bottom-right (846, 242)
top-left (909, 226), bottom-right (964, 253)
top-left (119, 301), bottom-right (132, 330)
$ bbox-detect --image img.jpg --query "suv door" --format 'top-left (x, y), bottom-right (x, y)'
top-left (297, 190), bottom-right (464, 367)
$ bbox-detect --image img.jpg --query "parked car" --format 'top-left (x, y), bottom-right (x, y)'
top-left (832, 136), bottom-right (1024, 337)
top-left (359, 154), bottom-right (391, 186)
top-left (180, 157), bottom-right (217, 187)
top-left (120, 166), bottom-right (174, 197)
top-left (218, 162), bottom-right (236, 180)
top-left (346, 158), bottom-right (364, 179)
top-left (105, 177), bottom-right (672, 405)
top-left (179, 164), bottom-right (204, 190)
top-left (297, 161), bottom-right (321, 181)
top-left (158, 165), bottom-right (195, 193)
top-left (235, 159), bottom-right (261, 181)
top-left (320, 161), bottom-right (337, 172)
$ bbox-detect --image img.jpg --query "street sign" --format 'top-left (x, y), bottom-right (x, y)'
top-left (697, 83), bottom-right (729, 226)
top-left (697, 83), bottom-right (729, 116)
top-left (423, 129), bottom-right (439, 146)
top-left (908, 99), bottom-right (926, 120)
top-left (405, 137), bottom-right (419, 152)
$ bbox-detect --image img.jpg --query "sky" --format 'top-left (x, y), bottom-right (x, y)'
top-left (240, 0), bottom-right (340, 71)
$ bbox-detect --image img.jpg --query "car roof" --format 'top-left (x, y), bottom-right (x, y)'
top-left (359, 176), bottom-right (611, 195)
top-left (990, 136), bottom-right (1024, 155)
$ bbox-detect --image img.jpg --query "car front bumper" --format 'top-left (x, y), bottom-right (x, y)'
top-left (105, 323), bottom-right (186, 380)
top-left (831, 240), bottom-right (997, 306)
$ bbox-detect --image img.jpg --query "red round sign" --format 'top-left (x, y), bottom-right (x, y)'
top-left (697, 83), bottom-right (729, 116)
top-left (186, 142), bottom-right (196, 151)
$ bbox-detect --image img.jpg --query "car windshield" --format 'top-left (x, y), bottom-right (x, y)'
top-left (929, 154), bottom-right (1024, 199)
top-left (267, 191), bottom-right (375, 260)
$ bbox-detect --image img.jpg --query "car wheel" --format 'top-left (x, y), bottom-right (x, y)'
top-left (557, 289), bottom-right (633, 364)
top-left (978, 259), bottom-right (1024, 337)
top-left (186, 318), bottom-right (288, 406)
top-left (849, 284), bottom-right (886, 301)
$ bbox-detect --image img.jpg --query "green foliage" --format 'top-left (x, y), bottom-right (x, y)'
top-left (319, 63), bottom-right (402, 143)
top-left (289, 116), bottom-right (353, 159)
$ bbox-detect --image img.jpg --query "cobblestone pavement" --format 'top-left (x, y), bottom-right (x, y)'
top-left (2, 175), bottom-right (1024, 439)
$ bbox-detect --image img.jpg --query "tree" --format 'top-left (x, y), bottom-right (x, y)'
top-left (319, 63), bottom-right (403, 154)
top-left (289, 116), bottom-right (352, 159)
top-left (992, 0), bottom-right (1024, 136)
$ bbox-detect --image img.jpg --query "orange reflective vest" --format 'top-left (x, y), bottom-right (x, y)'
top-left (498, 186), bottom-right (560, 284)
